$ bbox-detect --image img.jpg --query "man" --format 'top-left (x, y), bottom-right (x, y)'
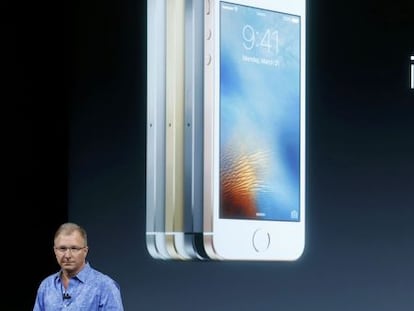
top-left (33, 222), bottom-right (124, 310)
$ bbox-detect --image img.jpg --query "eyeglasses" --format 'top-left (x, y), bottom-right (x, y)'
top-left (54, 246), bottom-right (86, 254)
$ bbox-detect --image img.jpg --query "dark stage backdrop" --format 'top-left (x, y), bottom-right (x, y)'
top-left (21, 0), bottom-right (414, 310)
top-left (10, 1), bottom-right (68, 310)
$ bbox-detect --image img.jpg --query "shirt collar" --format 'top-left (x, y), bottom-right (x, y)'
top-left (53, 261), bottom-right (91, 284)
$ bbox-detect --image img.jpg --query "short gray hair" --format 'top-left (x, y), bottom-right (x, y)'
top-left (54, 222), bottom-right (88, 246)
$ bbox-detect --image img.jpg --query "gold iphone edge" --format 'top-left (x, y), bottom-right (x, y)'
top-left (165, 0), bottom-right (194, 260)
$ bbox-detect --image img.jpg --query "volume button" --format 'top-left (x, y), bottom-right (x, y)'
top-left (205, 0), bottom-right (210, 15)
top-left (206, 54), bottom-right (212, 66)
top-left (206, 28), bottom-right (212, 40)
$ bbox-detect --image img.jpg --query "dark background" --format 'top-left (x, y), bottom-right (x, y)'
top-left (12, 0), bottom-right (413, 310)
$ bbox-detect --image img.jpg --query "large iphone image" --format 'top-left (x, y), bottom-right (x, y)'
top-left (204, 0), bottom-right (306, 261)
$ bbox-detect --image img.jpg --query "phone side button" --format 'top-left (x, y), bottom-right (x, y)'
top-left (206, 53), bottom-right (212, 65)
top-left (252, 229), bottom-right (270, 252)
top-left (206, 28), bottom-right (212, 40)
top-left (205, 0), bottom-right (211, 15)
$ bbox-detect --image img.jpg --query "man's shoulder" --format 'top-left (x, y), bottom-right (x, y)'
top-left (38, 271), bottom-right (59, 288)
top-left (84, 264), bottom-right (119, 287)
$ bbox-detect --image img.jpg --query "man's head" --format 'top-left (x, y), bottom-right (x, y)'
top-left (53, 222), bottom-right (89, 277)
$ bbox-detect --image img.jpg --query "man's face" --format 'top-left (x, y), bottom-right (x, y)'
top-left (54, 231), bottom-right (88, 276)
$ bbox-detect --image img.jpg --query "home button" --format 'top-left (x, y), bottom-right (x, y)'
top-left (252, 229), bottom-right (270, 252)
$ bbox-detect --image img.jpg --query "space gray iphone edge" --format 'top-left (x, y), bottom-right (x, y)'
top-left (184, 0), bottom-right (208, 260)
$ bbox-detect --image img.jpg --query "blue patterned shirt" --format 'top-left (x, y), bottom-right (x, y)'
top-left (33, 262), bottom-right (124, 311)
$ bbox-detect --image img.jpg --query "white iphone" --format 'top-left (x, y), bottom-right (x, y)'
top-left (203, 0), bottom-right (307, 261)
top-left (146, 0), bottom-right (169, 259)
